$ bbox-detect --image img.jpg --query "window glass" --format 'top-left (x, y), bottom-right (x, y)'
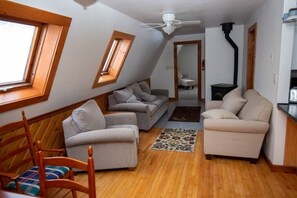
top-left (0, 20), bottom-right (36, 85)
top-left (102, 39), bottom-right (119, 74)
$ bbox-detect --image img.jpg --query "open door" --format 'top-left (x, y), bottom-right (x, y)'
top-left (173, 40), bottom-right (202, 100)
top-left (246, 23), bottom-right (257, 90)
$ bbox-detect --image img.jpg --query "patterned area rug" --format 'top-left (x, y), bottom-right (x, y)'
top-left (150, 128), bottom-right (198, 152)
top-left (168, 106), bottom-right (201, 122)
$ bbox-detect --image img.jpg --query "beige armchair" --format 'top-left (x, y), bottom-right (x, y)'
top-left (202, 89), bottom-right (272, 163)
top-left (63, 99), bottom-right (139, 170)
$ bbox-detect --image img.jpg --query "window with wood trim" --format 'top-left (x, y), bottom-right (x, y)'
top-left (93, 31), bottom-right (135, 87)
top-left (0, 19), bottom-right (42, 91)
top-left (0, 1), bottom-right (71, 113)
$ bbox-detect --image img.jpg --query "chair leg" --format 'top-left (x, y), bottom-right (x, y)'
top-left (69, 171), bottom-right (77, 198)
top-left (205, 154), bottom-right (212, 160)
top-left (250, 158), bottom-right (258, 164)
top-left (128, 167), bottom-right (136, 171)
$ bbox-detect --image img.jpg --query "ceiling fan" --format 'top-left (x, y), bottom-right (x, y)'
top-left (141, 13), bottom-right (201, 35)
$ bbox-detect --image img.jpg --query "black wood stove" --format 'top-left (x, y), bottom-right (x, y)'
top-left (211, 22), bottom-right (238, 100)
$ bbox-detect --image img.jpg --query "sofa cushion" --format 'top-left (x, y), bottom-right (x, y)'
top-left (139, 81), bottom-right (151, 94)
top-left (126, 95), bottom-right (140, 103)
top-left (113, 88), bottom-right (132, 103)
top-left (147, 104), bottom-right (159, 116)
top-left (202, 109), bottom-right (239, 119)
top-left (128, 83), bottom-right (144, 101)
top-left (141, 92), bottom-right (157, 102)
top-left (238, 90), bottom-right (272, 122)
top-left (72, 99), bottom-right (106, 132)
top-left (113, 88), bottom-right (139, 103)
top-left (221, 88), bottom-right (247, 114)
top-left (128, 82), bottom-right (159, 102)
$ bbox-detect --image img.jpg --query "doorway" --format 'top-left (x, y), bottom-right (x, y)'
top-left (173, 40), bottom-right (202, 101)
top-left (246, 23), bottom-right (257, 90)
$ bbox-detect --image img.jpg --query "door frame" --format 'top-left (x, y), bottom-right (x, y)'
top-left (173, 40), bottom-right (202, 100)
top-left (246, 23), bottom-right (257, 90)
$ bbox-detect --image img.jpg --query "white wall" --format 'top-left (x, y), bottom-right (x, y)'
top-left (243, 0), bottom-right (295, 165)
top-left (0, 0), bottom-right (166, 125)
top-left (205, 25), bottom-right (244, 101)
top-left (177, 44), bottom-right (198, 82)
top-left (151, 34), bottom-right (205, 98)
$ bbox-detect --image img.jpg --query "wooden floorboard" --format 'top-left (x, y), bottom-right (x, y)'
top-left (67, 128), bottom-right (297, 198)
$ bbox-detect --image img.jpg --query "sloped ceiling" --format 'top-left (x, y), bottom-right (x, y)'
top-left (97, 0), bottom-right (266, 35)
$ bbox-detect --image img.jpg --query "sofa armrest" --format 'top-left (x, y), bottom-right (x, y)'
top-left (205, 100), bottom-right (223, 110)
top-left (204, 119), bottom-right (269, 134)
top-left (65, 128), bottom-right (136, 148)
top-left (108, 103), bottom-right (149, 113)
top-left (104, 112), bottom-right (137, 126)
top-left (151, 89), bottom-right (169, 97)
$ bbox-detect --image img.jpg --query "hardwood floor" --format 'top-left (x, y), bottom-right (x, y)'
top-left (71, 128), bottom-right (297, 198)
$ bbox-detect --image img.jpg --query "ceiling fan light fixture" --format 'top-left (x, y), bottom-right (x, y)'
top-left (162, 25), bottom-right (176, 35)
top-left (162, 13), bottom-right (176, 23)
top-left (141, 12), bottom-right (200, 35)
top-left (74, 0), bottom-right (96, 9)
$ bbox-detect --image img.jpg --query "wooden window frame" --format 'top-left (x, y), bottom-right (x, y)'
top-left (0, 1), bottom-right (71, 113)
top-left (93, 31), bottom-right (135, 88)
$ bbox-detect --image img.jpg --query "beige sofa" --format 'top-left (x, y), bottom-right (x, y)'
top-left (202, 89), bottom-right (272, 163)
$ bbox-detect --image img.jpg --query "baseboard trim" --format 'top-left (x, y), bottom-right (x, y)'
top-left (263, 152), bottom-right (297, 174)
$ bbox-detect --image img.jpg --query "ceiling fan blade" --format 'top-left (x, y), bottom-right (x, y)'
top-left (141, 23), bottom-right (166, 30)
top-left (180, 20), bottom-right (201, 25)
top-left (141, 23), bottom-right (164, 27)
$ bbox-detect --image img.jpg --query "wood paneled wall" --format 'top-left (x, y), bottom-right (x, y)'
top-left (0, 93), bottom-right (110, 174)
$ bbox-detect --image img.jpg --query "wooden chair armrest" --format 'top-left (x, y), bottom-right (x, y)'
top-left (33, 142), bottom-right (65, 155)
top-left (0, 171), bottom-right (19, 180)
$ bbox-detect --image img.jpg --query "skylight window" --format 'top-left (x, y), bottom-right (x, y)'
top-left (93, 31), bottom-right (135, 87)
top-left (0, 1), bottom-right (71, 112)
top-left (0, 20), bottom-right (40, 86)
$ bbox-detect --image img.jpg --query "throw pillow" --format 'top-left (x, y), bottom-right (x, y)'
top-left (140, 92), bottom-right (157, 102)
top-left (139, 81), bottom-right (151, 94)
top-left (113, 88), bottom-right (140, 103)
top-left (126, 94), bottom-right (141, 103)
top-left (113, 88), bottom-right (133, 103)
top-left (128, 83), bottom-right (144, 101)
top-left (221, 87), bottom-right (247, 114)
top-left (201, 109), bottom-right (239, 119)
top-left (72, 99), bottom-right (106, 132)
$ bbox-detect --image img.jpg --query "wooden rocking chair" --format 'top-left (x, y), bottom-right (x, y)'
top-left (0, 111), bottom-right (71, 197)
top-left (37, 141), bottom-right (96, 198)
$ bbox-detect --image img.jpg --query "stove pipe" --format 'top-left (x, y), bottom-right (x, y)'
top-left (221, 22), bottom-right (238, 85)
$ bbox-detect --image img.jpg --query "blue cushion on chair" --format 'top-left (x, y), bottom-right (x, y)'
top-left (6, 165), bottom-right (70, 196)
